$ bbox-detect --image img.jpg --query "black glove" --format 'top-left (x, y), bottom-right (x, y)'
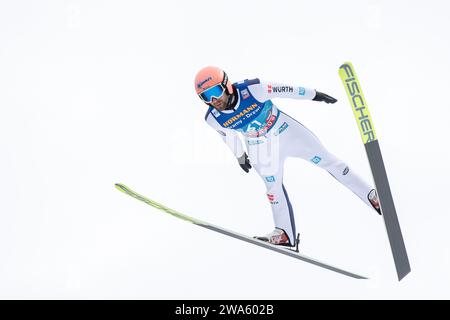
top-left (237, 152), bottom-right (252, 173)
top-left (312, 91), bottom-right (337, 104)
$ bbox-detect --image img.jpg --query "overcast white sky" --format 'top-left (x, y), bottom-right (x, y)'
top-left (1, 0), bottom-right (449, 299)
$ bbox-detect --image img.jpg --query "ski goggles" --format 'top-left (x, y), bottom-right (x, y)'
top-left (198, 84), bottom-right (226, 104)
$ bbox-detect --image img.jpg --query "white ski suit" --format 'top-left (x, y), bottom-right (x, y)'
top-left (204, 79), bottom-right (375, 244)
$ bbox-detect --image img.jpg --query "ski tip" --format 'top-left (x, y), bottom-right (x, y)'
top-left (339, 61), bottom-right (353, 69)
top-left (115, 183), bottom-right (127, 192)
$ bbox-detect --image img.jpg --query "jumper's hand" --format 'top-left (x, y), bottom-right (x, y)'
top-left (312, 91), bottom-right (337, 104)
top-left (237, 152), bottom-right (252, 173)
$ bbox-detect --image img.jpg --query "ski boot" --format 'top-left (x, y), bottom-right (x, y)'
top-left (368, 189), bottom-right (382, 215)
top-left (254, 228), bottom-right (300, 252)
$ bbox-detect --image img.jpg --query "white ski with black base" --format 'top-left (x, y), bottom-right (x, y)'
top-left (115, 183), bottom-right (367, 280)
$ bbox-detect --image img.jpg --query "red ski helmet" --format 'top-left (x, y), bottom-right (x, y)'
top-left (194, 66), bottom-right (233, 104)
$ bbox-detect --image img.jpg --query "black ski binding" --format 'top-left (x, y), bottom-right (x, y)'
top-left (286, 233), bottom-right (300, 253)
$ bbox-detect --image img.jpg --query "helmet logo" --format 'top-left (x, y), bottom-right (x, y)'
top-left (197, 77), bottom-right (212, 89)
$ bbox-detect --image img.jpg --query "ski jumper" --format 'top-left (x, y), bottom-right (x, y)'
top-left (204, 79), bottom-right (375, 245)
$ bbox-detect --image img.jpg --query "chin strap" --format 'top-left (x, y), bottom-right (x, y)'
top-left (224, 89), bottom-right (237, 110)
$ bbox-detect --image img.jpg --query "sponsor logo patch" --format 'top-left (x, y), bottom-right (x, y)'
top-left (265, 176), bottom-right (276, 182)
top-left (248, 139), bottom-right (264, 145)
top-left (212, 108), bottom-right (220, 117)
top-left (267, 194), bottom-right (279, 205)
top-left (197, 77), bottom-right (212, 89)
top-left (311, 156), bottom-right (322, 164)
top-left (222, 103), bottom-right (259, 128)
top-left (241, 89), bottom-right (250, 99)
top-left (274, 122), bottom-right (288, 136)
top-left (299, 87), bottom-right (306, 95)
top-left (246, 111), bottom-right (278, 138)
top-left (272, 86), bottom-right (293, 93)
